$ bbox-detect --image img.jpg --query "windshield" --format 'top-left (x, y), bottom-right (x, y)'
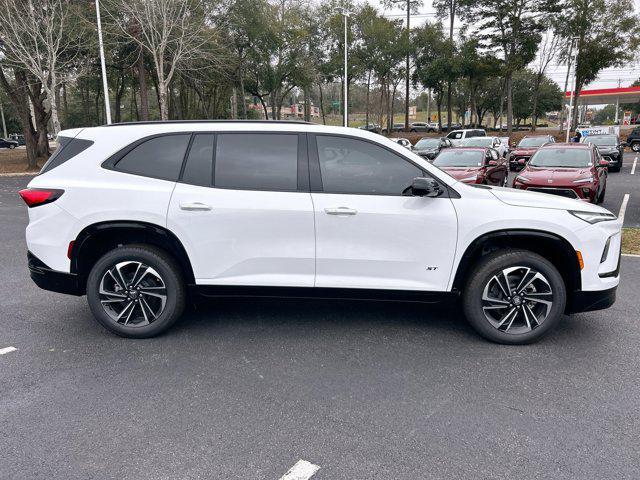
top-left (529, 148), bottom-right (592, 168)
top-left (434, 150), bottom-right (484, 167)
top-left (460, 137), bottom-right (494, 148)
top-left (586, 135), bottom-right (617, 146)
top-left (518, 137), bottom-right (547, 148)
top-left (415, 138), bottom-right (440, 148)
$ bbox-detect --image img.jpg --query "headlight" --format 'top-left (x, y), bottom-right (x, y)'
top-left (515, 175), bottom-right (531, 183)
top-left (572, 176), bottom-right (594, 184)
top-left (569, 210), bottom-right (617, 224)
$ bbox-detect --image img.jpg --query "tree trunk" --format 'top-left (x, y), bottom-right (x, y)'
top-left (426, 88), bottom-right (431, 122)
top-left (319, 83), bottom-right (326, 125)
top-left (571, 87), bottom-right (582, 133)
top-left (239, 73), bottom-right (247, 119)
top-left (158, 80), bottom-right (169, 120)
top-left (531, 74), bottom-right (543, 131)
top-left (446, 81), bottom-right (452, 129)
top-left (365, 70), bottom-right (371, 126)
top-left (437, 95), bottom-right (442, 131)
top-left (114, 72), bottom-right (126, 124)
top-left (506, 73), bottom-right (513, 134)
top-left (0, 69), bottom-right (40, 169)
top-left (137, 51), bottom-right (150, 121)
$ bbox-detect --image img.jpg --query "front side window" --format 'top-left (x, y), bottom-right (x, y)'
top-left (115, 134), bottom-right (191, 181)
top-left (214, 133), bottom-right (298, 191)
top-left (448, 132), bottom-right (463, 139)
top-left (316, 135), bottom-right (423, 195)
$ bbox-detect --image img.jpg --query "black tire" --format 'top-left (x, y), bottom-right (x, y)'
top-left (462, 249), bottom-right (566, 344)
top-left (9, 144), bottom-right (15, 149)
top-left (632, 142), bottom-right (640, 152)
top-left (410, 128), bottom-right (417, 133)
top-left (86, 245), bottom-right (185, 338)
top-left (598, 186), bottom-right (606, 204)
top-left (610, 165), bottom-right (621, 173)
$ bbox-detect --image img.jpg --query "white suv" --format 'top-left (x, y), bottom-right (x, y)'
top-left (21, 121), bottom-right (621, 344)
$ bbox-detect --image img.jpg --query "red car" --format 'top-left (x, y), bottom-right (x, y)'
top-left (509, 135), bottom-right (555, 171)
top-left (433, 147), bottom-right (508, 186)
top-left (512, 143), bottom-right (609, 203)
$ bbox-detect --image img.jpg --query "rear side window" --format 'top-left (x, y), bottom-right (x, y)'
top-left (40, 136), bottom-right (94, 174)
top-left (214, 133), bottom-right (298, 191)
top-left (181, 134), bottom-right (214, 187)
top-left (115, 134), bottom-right (191, 181)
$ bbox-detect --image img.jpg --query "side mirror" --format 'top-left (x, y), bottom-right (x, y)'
top-left (487, 160), bottom-right (498, 166)
top-left (407, 177), bottom-right (443, 197)
top-left (597, 159), bottom-right (610, 168)
top-left (518, 159), bottom-right (526, 165)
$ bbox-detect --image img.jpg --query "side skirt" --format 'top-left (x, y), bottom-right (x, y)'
top-left (191, 285), bottom-right (457, 304)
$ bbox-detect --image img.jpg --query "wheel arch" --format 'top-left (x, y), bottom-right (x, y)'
top-left (70, 221), bottom-right (195, 293)
top-left (452, 229), bottom-right (582, 294)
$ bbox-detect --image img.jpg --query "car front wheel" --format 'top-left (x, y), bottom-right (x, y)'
top-left (9, 144), bottom-right (15, 149)
top-left (462, 249), bottom-right (566, 344)
top-left (631, 142), bottom-right (640, 152)
top-left (86, 245), bottom-right (186, 338)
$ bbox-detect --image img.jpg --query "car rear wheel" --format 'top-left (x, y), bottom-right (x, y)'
top-left (9, 144), bottom-right (15, 149)
top-left (632, 142), bottom-right (640, 152)
top-left (462, 249), bottom-right (566, 344)
top-left (86, 245), bottom-right (185, 338)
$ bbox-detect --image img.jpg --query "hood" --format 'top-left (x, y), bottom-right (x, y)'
top-left (489, 186), bottom-right (609, 213)
top-left (595, 146), bottom-right (617, 153)
top-left (439, 166), bottom-right (483, 182)
top-left (519, 166), bottom-right (593, 186)
top-left (511, 147), bottom-right (538, 156)
top-left (414, 147), bottom-right (439, 153)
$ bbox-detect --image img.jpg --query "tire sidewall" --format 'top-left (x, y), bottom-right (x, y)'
top-left (86, 246), bottom-right (185, 338)
top-left (463, 250), bottom-right (567, 344)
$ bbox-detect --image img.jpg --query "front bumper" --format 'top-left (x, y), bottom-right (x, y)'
top-left (28, 251), bottom-right (83, 296)
top-left (566, 286), bottom-right (617, 313)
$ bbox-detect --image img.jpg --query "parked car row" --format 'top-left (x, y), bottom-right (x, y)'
top-left (403, 130), bottom-right (621, 205)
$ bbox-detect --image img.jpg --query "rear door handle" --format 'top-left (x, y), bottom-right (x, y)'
top-left (180, 202), bottom-right (212, 211)
top-left (324, 206), bottom-right (357, 216)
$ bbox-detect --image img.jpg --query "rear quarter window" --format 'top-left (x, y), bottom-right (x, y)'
top-left (113, 134), bottom-right (191, 181)
top-left (40, 136), bottom-right (94, 174)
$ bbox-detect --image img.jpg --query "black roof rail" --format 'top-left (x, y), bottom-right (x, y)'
top-left (104, 119), bottom-right (314, 127)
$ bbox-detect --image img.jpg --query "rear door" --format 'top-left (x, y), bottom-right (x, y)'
top-left (167, 132), bottom-right (315, 286)
top-left (309, 134), bottom-right (458, 291)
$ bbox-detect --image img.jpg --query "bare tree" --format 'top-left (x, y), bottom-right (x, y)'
top-left (106, 0), bottom-right (213, 120)
top-left (530, 30), bottom-right (560, 130)
top-left (0, 0), bottom-right (83, 134)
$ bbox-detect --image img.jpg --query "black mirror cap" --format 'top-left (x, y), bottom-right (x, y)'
top-left (409, 177), bottom-right (443, 197)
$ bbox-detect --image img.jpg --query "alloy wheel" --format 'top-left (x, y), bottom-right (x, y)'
top-left (481, 266), bottom-right (553, 334)
top-left (99, 261), bottom-right (167, 327)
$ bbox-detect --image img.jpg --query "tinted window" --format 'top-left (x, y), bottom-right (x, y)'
top-left (586, 135), bottom-right (617, 146)
top-left (40, 136), bottom-right (94, 174)
top-left (316, 135), bottom-right (422, 195)
top-left (215, 133), bottom-right (298, 190)
top-left (415, 138), bottom-right (440, 148)
top-left (460, 137), bottom-right (493, 148)
top-left (182, 134), bottom-right (214, 187)
top-left (434, 150), bottom-right (484, 167)
top-left (116, 134), bottom-right (190, 181)
top-left (529, 148), bottom-right (592, 168)
top-left (518, 137), bottom-right (548, 148)
top-left (448, 132), bottom-right (463, 139)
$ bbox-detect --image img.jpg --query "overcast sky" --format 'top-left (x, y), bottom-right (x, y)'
top-left (368, 0), bottom-right (640, 92)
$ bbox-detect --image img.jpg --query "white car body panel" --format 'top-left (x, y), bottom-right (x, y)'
top-left (24, 122), bottom-right (620, 299)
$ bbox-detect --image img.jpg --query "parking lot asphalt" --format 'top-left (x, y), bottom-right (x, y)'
top-left (1, 172), bottom-right (639, 479)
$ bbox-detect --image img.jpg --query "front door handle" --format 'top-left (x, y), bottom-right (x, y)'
top-left (324, 206), bottom-right (357, 216)
top-left (180, 202), bottom-right (212, 211)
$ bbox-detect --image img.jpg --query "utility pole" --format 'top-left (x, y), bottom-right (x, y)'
top-left (0, 101), bottom-right (7, 139)
top-left (95, 0), bottom-right (112, 124)
top-left (615, 78), bottom-right (621, 125)
top-left (404, 0), bottom-right (410, 132)
top-left (335, 7), bottom-right (351, 127)
top-left (565, 37), bottom-right (579, 143)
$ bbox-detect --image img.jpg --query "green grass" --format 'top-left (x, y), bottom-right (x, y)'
top-left (622, 228), bottom-right (640, 255)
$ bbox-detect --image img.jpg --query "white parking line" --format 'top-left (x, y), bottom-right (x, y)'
top-left (631, 157), bottom-right (638, 175)
top-left (622, 253), bottom-right (640, 258)
top-left (0, 346), bottom-right (17, 355)
top-left (279, 460), bottom-right (320, 480)
top-left (618, 194), bottom-right (630, 225)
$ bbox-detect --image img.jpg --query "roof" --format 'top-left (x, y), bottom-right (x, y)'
top-left (105, 119), bottom-right (312, 127)
top-left (540, 142), bottom-right (590, 148)
top-left (564, 86), bottom-right (640, 104)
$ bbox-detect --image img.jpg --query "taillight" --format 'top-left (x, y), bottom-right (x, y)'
top-left (18, 188), bottom-right (64, 208)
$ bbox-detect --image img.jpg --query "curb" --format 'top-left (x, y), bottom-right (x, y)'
top-left (0, 172), bottom-right (38, 177)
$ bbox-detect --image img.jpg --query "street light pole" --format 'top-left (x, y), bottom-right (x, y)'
top-left (95, 0), bottom-right (112, 124)
top-left (336, 7), bottom-right (351, 127)
top-left (565, 36), bottom-right (579, 143)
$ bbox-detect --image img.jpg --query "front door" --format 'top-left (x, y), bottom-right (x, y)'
top-left (167, 132), bottom-right (315, 287)
top-left (309, 134), bottom-right (458, 292)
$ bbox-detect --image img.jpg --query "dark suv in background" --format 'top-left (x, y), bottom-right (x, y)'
top-left (626, 127), bottom-right (640, 152)
top-left (582, 134), bottom-right (624, 172)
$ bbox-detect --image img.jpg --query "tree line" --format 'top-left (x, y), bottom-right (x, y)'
top-left (0, 0), bottom-right (637, 168)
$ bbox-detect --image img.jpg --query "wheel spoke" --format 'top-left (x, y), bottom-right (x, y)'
top-left (140, 297), bottom-right (158, 320)
top-left (523, 295), bottom-right (552, 307)
top-left (116, 301), bottom-right (135, 321)
top-left (496, 307), bottom-right (517, 331)
top-left (522, 304), bottom-right (539, 330)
